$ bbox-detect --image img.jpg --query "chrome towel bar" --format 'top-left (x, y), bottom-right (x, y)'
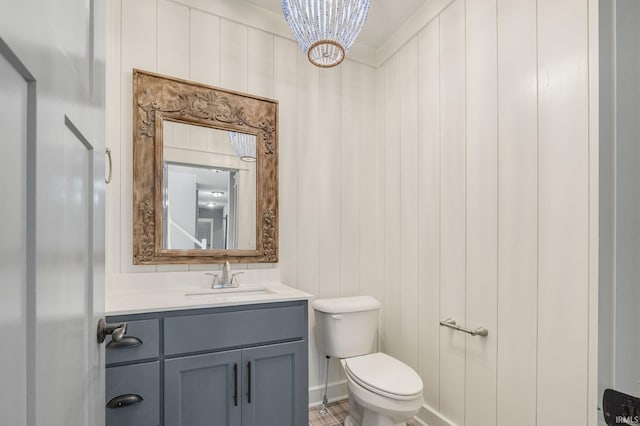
top-left (439, 318), bottom-right (488, 337)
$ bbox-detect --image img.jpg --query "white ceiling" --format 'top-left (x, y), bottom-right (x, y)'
top-left (243, 0), bottom-right (428, 49)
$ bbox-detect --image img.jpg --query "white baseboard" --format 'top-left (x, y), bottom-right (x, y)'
top-left (411, 416), bottom-right (430, 426)
top-left (308, 380), bottom-right (349, 407)
top-left (414, 404), bottom-right (456, 426)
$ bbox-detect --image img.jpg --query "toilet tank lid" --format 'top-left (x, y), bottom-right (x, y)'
top-left (312, 296), bottom-right (380, 314)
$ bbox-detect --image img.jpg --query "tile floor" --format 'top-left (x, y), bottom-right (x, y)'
top-left (309, 399), bottom-right (419, 426)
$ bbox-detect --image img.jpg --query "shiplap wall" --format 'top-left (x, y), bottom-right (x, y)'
top-left (377, 0), bottom-right (598, 425)
top-left (107, 0), bottom-right (599, 421)
top-left (105, 0), bottom-right (378, 393)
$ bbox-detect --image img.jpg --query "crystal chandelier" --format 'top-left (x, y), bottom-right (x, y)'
top-left (228, 132), bottom-right (256, 162)
top-left (281, 0), bottom-right (371, 68)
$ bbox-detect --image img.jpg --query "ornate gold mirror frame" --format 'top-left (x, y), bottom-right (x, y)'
top-left (132, 69), bottom-right (278, 264)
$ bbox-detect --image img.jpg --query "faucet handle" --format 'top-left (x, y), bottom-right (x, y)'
top-left (230, 272), bottom-right (244, 285)
top-left (205, 272), bottom-right (221, 288)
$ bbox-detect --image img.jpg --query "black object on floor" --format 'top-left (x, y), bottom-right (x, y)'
top-left (603, 388), bottom-right (640, 425)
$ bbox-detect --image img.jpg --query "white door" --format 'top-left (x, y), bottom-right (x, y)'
top-left (0, 1), bottom-right (106, 425)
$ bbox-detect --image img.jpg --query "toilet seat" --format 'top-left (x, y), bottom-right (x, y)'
top-left (343, 352), bottom-right (423, 401)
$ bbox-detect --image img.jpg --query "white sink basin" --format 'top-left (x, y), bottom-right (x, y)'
top-left (185, 287), bottom-right (274, 297)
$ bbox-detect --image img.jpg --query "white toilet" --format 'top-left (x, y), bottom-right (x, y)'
top-left (312, 296), bottom-right (423, 426)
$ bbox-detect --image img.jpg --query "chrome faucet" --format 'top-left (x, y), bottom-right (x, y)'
top-left (222, 261), bottom-right (232, 286)
top-left (206, 261), bottom-right (243, 289)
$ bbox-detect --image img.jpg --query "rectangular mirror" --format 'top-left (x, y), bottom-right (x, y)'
top-left (162, 121), bottom-right (257, 251)
top-left (132, 69), bottom-right (278, 265)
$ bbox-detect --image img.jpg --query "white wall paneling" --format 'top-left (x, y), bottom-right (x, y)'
top-left (372, 60), bottom-right (387, 351)
top-left (120, 0), bottom-right (157, 273)
top-left (317, 66), bottom-right (342, 300)
top-left (496, 0), bottom-right (539, 424)
top-left (156, 0), bottom-right (190, 273)
top-left (316, 62), bottom-right (344, 383)
top-left (359, 62), bottom-right (383, 336)
top-left (340, 60), bottom-right (361, 298)
top-left (464, 0), bottom-right (497, 424)
top-left (537, 0), bottom-right (590, 424)
top-left (274, 36), bottom-right (298, 291)
top-left (376, 0), bottom-right (598, 423)
top-left (399, 36), bottom-right (420, 372)
top-left (189, 9), bottom-right (220, 87)
top-left (296, 51), bottom-right (323, 387)
top-left (157, 0), bottom-right (189, 80)
top-left (247, 28), bottom-right (274, 99)
top-left (438, 1), bottom-right (466, 424)
top-left (382, 52), bottom-right (402, 360)
top-left (417, 17), bottom-right (441, 413)
top-left (220, 19), bottom-right (248, 93)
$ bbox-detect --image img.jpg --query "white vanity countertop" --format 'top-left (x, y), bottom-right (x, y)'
top-left (106, 268), bottom-right (313, 316)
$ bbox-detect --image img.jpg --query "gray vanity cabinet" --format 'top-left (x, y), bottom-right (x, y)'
top-left (105, 300), bottom-right (308, 426)
top-left (164, 340), bottom-right (306, 426)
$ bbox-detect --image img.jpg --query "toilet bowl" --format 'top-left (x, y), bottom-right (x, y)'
top-left (341, 353), bottom-right (423, 426)
top-left (312, 296), bottom-right (424, 426)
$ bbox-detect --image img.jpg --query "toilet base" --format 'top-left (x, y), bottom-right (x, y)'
top-left (345, 401), bottom-right (410, 426)
top-left (344, 375), bottom-right (421, 426)
top-left (344, 412), bottom-right (408, 426)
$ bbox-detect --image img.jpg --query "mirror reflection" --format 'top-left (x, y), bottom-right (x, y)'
top-left (162, 121), bottom-right (256, 251)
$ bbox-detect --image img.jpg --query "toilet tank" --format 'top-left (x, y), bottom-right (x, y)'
top-left (312, 296), bottom-right (381, 358)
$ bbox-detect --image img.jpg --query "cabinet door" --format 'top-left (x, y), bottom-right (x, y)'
top-left (106, 361), bottom-right (160, 426)
top-left (106, 318), bottom-right (159, 365)
top-left (165, 350), bottom-right (242, 426)
top-left (241, 341), bottom-right (308, 426)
